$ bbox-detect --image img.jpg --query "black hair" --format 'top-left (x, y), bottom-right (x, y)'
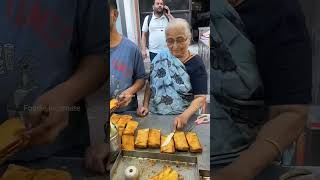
top-left (110, 0), bottom-right (118, 10)
top-left (154, 0), bottom-right (165, 4)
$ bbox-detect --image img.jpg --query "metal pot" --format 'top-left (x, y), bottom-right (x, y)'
top-left (110, 122), bottom-right (121, 162)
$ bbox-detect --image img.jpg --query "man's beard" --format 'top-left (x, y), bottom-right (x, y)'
top-left (154, 8), bottom-right (163, 15)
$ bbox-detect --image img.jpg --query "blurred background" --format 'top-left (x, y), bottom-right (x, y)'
top-left (291, 0), bottom-right (320, 166)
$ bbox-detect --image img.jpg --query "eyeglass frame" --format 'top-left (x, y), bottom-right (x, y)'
top-left (166, 36), bottom-right (189, 45)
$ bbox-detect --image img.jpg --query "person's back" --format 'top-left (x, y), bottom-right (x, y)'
top-left (0, 0), bottom-right (107, 160)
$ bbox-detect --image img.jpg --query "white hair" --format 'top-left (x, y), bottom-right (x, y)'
top-left (165, 18), bottom-right (192, 40)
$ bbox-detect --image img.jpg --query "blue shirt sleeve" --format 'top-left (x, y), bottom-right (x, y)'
top-left (74, 0), bottom-right (108, 57)
top-left (133, 47), bottom-right (147, 81)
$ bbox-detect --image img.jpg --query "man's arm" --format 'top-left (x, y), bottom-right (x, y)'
top-left (25, 55), bottom-right (106, 145)
top-left (125, 79), bottom-right (145, 96)
top-left (141, 16), bottom-right (149, 59)
top-left (141, 32), bottom-right (148, 59)
top-left (56, 55), bottom-right (106, 105)
top-left (118, 79), bottom-right (145, 108)
top-left (166, 13), bottom-right (174, 21)
top-left (142, 81), bottom-right (151, 108)
top-left (217, 105), bottom-right (309, 179)
top-left (24, 0), bottom-right (108, 145)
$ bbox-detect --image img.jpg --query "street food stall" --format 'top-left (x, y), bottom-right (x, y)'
top-left (108, 105), bottom-right (210, 180)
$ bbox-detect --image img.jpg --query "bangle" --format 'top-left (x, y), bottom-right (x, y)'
top-left (263, 138), bottom-right (282, 156)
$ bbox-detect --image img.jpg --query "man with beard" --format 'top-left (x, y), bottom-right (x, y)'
top-left (141, 0), bottom-right (174, 62)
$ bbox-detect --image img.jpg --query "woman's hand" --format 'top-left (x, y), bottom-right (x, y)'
top-left (173, 114), bottom-right (189, 130)
top-left (136, 106), bottom-right (149, 117)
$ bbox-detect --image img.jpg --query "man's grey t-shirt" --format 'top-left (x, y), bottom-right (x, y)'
top-left (0, 0), bottom-right (107, 160)
top-left (110, 37), bottom-right (147, 112)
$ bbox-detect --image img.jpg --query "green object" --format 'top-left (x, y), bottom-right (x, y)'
top-left (279, 169), bottom-right (313, 180)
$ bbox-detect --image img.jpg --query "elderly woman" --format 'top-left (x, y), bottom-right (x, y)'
top-left (137, 18), bottom-right (208, 130)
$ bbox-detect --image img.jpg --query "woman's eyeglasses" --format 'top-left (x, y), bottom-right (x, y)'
top-left (166, 37), bottom-right (188, 45)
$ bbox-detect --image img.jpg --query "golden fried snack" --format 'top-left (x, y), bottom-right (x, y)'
top-left (121, 135), bottom-right (135, 151)
top-left (116, 117), bottom-right (131, 128)
top-left (118, 127), bottom-right (125, 137)
top-left (0, 118), bottom-right (28, 164)
top-left (123, 121), bottom-right (139, 136)
top-left (0, 139), bottom-right (24, 164)
top-left (110, 99), bottom-right (118, 111)
top-left (0, 164), bottom-right (34, 180)
top-left (148, 129), bottom-right (161, 148)
top-left (110, 114), bottom-right (121, 124)
top-left (149, 175), bottom-right (159, 180)
top-left (167, 171), bottom-right (179, 180)
top-left (134, 129), bottom-right (149, 149)
top-left (0, 164), bottom-right (71, 180)
top-left (160, 135), bottom-right (175, 154)
top-left (120, 114), bottom-right (133, 120)
top-left (173, 131), bottom-right (189, 151)
top-left (33, 169), bottom-right (71, 180)
top-left (0, 118), bottom-right (25, 151)
top-left (149, 166), bottom-right (180, 180)
top-left (185, 132), bottom-right (202, 153)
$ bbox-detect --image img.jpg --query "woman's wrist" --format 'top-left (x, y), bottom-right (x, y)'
top-left (180, 112), bottom-right (191, 121)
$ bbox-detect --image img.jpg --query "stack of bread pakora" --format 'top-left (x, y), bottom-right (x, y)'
top-left (0, 118), bottom-right (29, 165)
top-left (110, 114), bottom-right (139, 151)
top-left (148, 165), bottom-right (184, 180)
top-left (110, 99), bottom-right (119, 113)
top-left (0, 164), bottom-right (71, 180)
top-left (110, 114), bottom-right (203, 154)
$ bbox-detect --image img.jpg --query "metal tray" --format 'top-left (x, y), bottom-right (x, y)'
top-left (199, 169), bottom-right (210, 179)
top-left (111, 151), bottom-right (200, 180)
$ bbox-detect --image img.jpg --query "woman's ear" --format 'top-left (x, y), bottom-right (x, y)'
top-left (185, 38), bottom-right (191, 48)
top-left (114, 10), bottom-right (119, 19)
top-left (111, 10), bottom-right (119, 22)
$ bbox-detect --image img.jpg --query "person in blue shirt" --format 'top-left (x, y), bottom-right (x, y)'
top-left (109, 1), bottom-right (147, 113)
top-left (0, 0), bottom-right (107, 167)
top-left (85, 0), bottom-right (147, 173)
